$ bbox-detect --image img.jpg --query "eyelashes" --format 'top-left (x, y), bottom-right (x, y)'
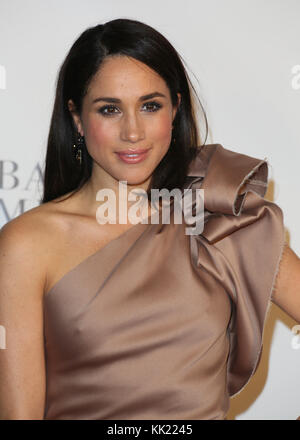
top-left (97, 101), bottom-right (162, 116)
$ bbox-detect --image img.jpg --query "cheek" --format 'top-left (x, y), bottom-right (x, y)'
top-left (84, 116), bottom-right (117, 150)
top-left (82, 111), bottom-right (172, 150)
top-left (150, 113), bottom-right (172, 143)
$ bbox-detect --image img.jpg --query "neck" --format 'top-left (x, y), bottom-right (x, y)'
top-left (76, 169), bottom-right (154, 225)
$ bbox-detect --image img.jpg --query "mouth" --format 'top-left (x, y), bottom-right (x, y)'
top-left (115, 148), bottom-right (150, 154)
top-left (115, 148), bottom-right (151, 164)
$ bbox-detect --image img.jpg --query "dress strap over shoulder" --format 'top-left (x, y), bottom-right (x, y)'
top-left (186, 144), bottom-right (271, 244)
top-left (185, 143), bottom-right (286, 397)
top-left (188, 143), bottom-right (268, 214)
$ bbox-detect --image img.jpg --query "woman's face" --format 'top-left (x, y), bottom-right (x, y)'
top-left (68, 55), bottom-right (181, 188)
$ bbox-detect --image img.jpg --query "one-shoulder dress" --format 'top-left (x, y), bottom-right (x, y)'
top-left (43, 143), bottom-right (285, 420)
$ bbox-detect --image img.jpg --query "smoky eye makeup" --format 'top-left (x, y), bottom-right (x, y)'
top-left (97, 101), bottom-right (163, 116)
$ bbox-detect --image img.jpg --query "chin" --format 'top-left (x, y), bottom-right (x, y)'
top-left (116, 173), bottom-right (150, 187)
top-left (122, 177), bottom-right (150, 187)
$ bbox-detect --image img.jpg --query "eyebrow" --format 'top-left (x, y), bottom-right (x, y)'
top-left (92, 92), bottom-right (167, 104)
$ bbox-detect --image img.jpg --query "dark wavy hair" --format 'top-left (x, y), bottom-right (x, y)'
top-left (41, 18), bottom-right (208, 204)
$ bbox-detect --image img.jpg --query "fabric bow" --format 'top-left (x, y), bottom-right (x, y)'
top-left (184, 144), bottom-right (269, 244)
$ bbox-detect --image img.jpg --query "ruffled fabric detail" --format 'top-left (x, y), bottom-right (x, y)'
top-left (184, 144), bottom-right (285, 397)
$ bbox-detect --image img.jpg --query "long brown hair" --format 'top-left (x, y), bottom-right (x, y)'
top-left (41, 18), bottom-right (208, 204)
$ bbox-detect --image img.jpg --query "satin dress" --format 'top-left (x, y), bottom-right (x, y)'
top-left (43, 144), bottom-right (285, 420)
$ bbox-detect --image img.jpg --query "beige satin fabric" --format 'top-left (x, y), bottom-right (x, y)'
top-left (43, 144), bottom-right (285, 419)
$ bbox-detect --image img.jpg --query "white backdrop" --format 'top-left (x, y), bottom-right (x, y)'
top-left (0, 0), bottom-right (299, 420)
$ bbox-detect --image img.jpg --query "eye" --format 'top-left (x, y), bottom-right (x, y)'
top-left (97, 105), bottom-right (120, 116)
top-left (142, 101), bottom-right (162, 112)
top-left (97, 101), bottom-right (162, 117)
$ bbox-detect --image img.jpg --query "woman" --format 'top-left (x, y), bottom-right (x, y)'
top-left (0, 18), bottom-right (299, 420)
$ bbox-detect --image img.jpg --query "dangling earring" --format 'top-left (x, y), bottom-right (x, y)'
top-left (73, 132), bottom-right (84, 165)
top-left (172, 124), bottom-right (176, 144)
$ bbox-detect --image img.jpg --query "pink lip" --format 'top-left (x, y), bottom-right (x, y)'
top-left (115, 149), bottom-right (150, 164)
top-left (116, 148), bottom-right (150, 154)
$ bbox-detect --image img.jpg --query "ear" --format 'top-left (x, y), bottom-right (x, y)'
top-left (67, 99), bottom-right (84, 136)
top-left (172, 92), bottom-right (181, 122)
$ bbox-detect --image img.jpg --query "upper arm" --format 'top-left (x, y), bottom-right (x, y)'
top-left (0, 216), bottom-right (48, 419)
top-left (271, 242), bottom-right (300, 323)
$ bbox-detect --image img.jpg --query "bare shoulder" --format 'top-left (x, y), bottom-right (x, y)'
top-left (0, 199), bottom-right (72, 419)
top-left (1, 189), bottom-right (81, 243)
top-left (0, 199), bottom-right (73, 297)
top-left (1, 201), bottom-right (64, 251)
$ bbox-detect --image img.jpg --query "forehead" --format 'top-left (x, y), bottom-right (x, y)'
top-left (86, 55), bottom-right (170, 99)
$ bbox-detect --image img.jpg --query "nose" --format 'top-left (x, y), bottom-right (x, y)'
top-left (120, 112), bottom-right (145, 143)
